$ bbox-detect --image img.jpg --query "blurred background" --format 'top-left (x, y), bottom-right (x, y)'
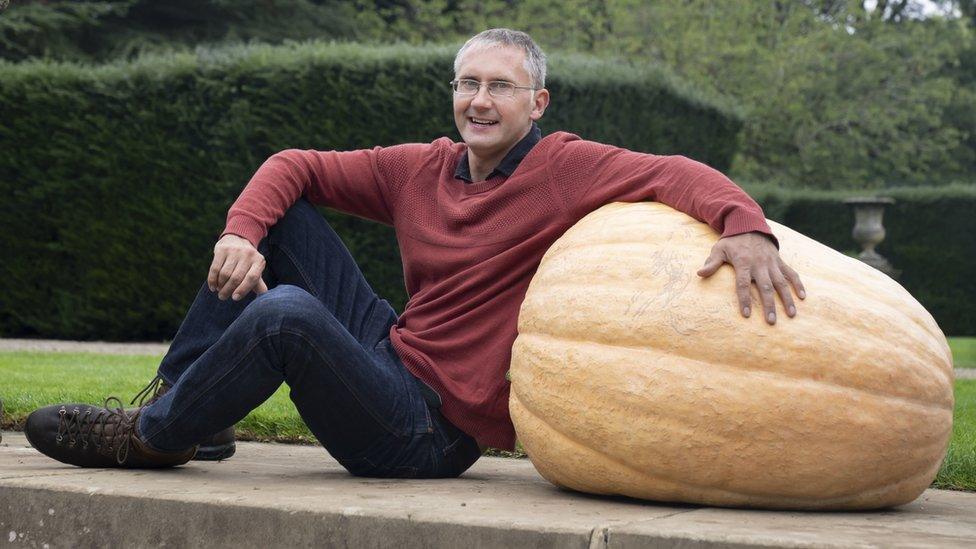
top-left (1, 0), bottom-right (973, 340)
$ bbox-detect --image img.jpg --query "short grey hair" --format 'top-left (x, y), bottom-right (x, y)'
top-left (453, 28), bottom-right (547, 89)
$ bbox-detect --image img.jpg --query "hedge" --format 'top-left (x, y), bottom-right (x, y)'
top-left (744, 183), bottom-right (976, 336)
top-left (0, 41), bottom-right (742, 340)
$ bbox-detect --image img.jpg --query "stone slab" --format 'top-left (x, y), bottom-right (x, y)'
top-left (1, 433), bottom-right (974, 548)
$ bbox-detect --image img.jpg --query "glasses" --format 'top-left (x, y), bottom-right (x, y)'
top-left (450, 79), bottom-right (537, 98)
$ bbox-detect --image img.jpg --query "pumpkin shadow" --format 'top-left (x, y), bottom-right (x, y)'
top-left (552, 486), bottom-right (912, 515)
top-left (552, 485), bottom-right (702, 510)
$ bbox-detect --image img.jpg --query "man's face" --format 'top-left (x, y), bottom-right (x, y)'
top-left (453, 44), bottom-right (548, 160)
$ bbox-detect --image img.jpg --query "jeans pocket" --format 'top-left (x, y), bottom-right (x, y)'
top-left (429, 408), bottom-right (481, 478)
top-left (443, 434), bottom-right (481, 478)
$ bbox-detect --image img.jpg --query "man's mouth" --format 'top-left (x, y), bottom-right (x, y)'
top-left (469, 117), bottom-right (498, 126)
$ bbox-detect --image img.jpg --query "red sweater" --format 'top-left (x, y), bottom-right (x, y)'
top-left (223, 132), bottom-right (773, 450)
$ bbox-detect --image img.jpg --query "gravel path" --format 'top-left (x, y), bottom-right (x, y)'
top-left (1, 337), bottom-right (973, 379)
top-left (0, 338), bottom-right (169, 356)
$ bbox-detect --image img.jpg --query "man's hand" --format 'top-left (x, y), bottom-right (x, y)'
top-left (208, 234), bottom-right (269, 301)
top-left (697, 232), bottom-right (805, 325)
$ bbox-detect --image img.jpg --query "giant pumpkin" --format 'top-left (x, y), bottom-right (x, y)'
top-left (510, 202), bottom-right (953, 510)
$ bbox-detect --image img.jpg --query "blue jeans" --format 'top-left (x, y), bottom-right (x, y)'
top-left (138, 199), bottom-right (481, 478)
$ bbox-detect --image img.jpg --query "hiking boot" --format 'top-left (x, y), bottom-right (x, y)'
top-left (130, 374), bottom-right (237, 461)
top-left (24, 398), bottom-right (196, 468)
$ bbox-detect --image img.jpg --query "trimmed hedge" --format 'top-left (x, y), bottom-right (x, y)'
top-left (0, 41), bottom-right (741, 340)
top-left (744, 183), bottom-right (976, 336)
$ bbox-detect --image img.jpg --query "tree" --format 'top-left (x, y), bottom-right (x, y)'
top-left (591, 0), bottom-right (971, 188)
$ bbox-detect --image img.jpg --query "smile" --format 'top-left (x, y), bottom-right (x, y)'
top-left (469, 118), bottom-right (498, 126)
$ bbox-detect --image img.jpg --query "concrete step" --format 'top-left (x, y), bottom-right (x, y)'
top-left (1, 433), bottom-right (974, 548)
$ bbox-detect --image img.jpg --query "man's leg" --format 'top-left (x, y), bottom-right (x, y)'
top-left (25, 283), bottom-right (479, 476)
top-left (158, 199), bottom-right (395, 385)
top-left (135, 199), bottom-right (398, 459)
top-left (139, 284), bottom-right (477, 478)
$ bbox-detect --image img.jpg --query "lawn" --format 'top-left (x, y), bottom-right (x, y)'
top-left (951, 337), bottom-right (976, 368)
top-left (0, 352), bottom-right (313, 443)
top-left (0, 349), bottom-right (973, 491)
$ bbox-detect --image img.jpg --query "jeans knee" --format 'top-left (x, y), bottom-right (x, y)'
top-left (247, 285), bottom-right (321, 331)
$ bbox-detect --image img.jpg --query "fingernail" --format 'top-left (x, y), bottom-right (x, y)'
top-left (232, 294), bottom-right (240, 301)
top-left (743, 306), bottom-right (750, 317)
top-left (789, 305), bottom-right (796, 316)
top-left (799, 290), bottom-right (806, 299)
top-left (768, 312), bottom-right (776, 323)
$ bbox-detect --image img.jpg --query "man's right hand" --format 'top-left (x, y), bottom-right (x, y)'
top-left (208, 234), bottom-right (269, 301)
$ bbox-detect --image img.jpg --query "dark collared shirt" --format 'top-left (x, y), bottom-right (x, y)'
top-left (454, 122), bottom-right (542, 183)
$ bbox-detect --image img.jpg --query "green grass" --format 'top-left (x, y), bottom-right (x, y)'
top-left (934, 379), bottom-right (976, 491)
top-left (0, 351), bottom-right (972, 491)
top-left (950, 337), bottom-right (976, 368)
top-left (0, 352), bottom-right (315, 443)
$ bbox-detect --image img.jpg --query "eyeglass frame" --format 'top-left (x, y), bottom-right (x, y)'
top-left (450, 79), bottom-right (539, 98)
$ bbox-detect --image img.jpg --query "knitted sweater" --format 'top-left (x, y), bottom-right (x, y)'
top-left (223, 131), bottom-right (774, 450)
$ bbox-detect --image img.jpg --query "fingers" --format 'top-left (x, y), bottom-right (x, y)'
top-left (207, 250), bottom-right (227, 292)
top-left (218, 260), bottom-right (250, 301)
top-left (754, 271), bottom-right (778, 325)
top-left (735, 269), bottom-right (753, 318)
top-left (231, 260), bottom-right (267, 301)
top-left (697, 247), bottom-right (725, 278)
top-left (210, 235), bottom-right (267, 300)
top-left (780, 260), bottom-right (806, 300)
top-left (773, 272), bottom-right (796, 318)
top-left (719, 233), bottom-right (804, 324)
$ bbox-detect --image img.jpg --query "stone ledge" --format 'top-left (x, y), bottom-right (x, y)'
top-left (1, 433), bottom-right (974, 548)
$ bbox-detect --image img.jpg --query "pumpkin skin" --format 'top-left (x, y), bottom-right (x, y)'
top-left (510, 202), bottom-right (954, 510)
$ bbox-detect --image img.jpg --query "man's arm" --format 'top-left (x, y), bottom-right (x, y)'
top-left (209, 146), bottom-right (408, 301)
top-left (556, 138), bottom-right (805, 324)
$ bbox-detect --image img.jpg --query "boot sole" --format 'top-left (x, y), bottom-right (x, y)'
top-left (193, 442), bottom-right (236, 461)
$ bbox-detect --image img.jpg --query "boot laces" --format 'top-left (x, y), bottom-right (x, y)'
top-left (130, 373), bottom-right (167, 407)
top-left (56, 397), bottom-right (138, 465)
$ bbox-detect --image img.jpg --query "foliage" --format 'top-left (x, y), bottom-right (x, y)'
top-left (633, 2), bottom-right (971, 189)
top-left (372, 0), bottom-right (976, 189)
top-left (0, 0), bottom-right (385, 62)
top-left (0, 41), bottom-right (739, 340)
top-left (3, 0), bottom-right (973, 188)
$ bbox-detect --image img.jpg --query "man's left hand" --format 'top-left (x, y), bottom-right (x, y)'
top-left (696, 232), bottom-right (806, 325)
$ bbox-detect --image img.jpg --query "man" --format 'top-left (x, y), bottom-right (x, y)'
top-left (25, 29), bottom-right (804, 475)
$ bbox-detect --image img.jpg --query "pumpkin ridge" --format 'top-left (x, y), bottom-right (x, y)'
top-left (530, 249), bottom-right (948, 374)
top-left (510, 389), bottom-right (938, 508)
top-left (542, 205), bottom-right (948, 354)
top-left (516, 331), bottom-right (953, 412)
top-left (509, 359), bottom-right (735, 450)
top-left (519, 282), bottom-right (954, 396)
top-left (513, 336), bottom-right (954, 491)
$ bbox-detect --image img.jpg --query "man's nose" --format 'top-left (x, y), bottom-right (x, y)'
top-left (470, 85), bottom-right (493, 108)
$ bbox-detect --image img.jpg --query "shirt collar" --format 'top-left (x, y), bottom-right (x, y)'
top-left (454, 122), bottom-right (542, 183)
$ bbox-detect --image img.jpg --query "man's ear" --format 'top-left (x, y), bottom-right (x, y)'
top-left (530, 88), bottom-right (550, 121)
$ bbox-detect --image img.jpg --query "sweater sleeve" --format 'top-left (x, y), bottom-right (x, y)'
top-left (222, 144), bottom-right (424, 247)
top-left (552, 137), bottom-right (776, 244)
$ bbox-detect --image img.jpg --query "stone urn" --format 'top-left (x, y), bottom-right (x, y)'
top-left (843, 197), bottom-right (899, 278)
